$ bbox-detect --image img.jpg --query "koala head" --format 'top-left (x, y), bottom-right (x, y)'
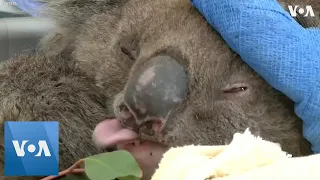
top-left (42, 0), bottom-right (313, 178)
top-left (81, 0), bottom-right (310, 155)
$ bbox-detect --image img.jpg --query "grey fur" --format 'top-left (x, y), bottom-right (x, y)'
top-left (0, 52), bottom-right (112, 180)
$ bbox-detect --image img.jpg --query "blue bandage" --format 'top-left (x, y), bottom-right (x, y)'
top-left (191, 0), bottom-right (320, 153)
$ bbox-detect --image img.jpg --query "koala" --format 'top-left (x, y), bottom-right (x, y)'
top-left (0, 52), bottom-right (113, 180)
top-left (0, 0), bottom-right (319, 180)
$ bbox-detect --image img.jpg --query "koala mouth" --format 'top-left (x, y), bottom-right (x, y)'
top-left (93, 119), bottom-right (139, 147)
top-left (93, 119), bottom-right (169, 179)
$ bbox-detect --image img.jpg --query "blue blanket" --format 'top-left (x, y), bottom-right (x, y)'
top-left (8, 0), bottom-right (44, 16)
top-left (191, 0), bottom-right (320, 153)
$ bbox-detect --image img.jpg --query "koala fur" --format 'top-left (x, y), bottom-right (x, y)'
top-left (0, 0), bottom-right (319, 179)
top-left (0, 52), bottom-right (111, 180)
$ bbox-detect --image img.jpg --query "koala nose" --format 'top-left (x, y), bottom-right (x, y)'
top-left (122, 55), bottom-right (188, 128)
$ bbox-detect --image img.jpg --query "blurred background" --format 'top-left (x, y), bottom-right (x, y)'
top-left (0, 0), bottom-right (55, 62)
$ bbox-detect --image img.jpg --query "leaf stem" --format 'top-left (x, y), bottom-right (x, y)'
top-left (40, 159), bottom-right (85, 180)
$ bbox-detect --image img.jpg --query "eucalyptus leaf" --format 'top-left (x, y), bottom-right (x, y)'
top-left (84, 150), bottom-right (142, 180)
top-left (118, 176), bottom-right (141, 180)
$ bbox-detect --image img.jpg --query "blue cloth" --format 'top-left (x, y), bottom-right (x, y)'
top-left (191, 0), bottom-right (320, 153)
top-left (8, 0), bottom-right (44, 16)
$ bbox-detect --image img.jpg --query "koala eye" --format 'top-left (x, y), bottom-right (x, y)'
top-left (121, 46), bottom-right (135, 61)
top-left (222, 83), bottom-right (248, 93)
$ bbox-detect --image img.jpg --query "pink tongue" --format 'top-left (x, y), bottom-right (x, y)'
top-left (93, 119), bottom-right (139, 147)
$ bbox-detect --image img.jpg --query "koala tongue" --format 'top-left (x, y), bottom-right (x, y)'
top-left (93, 119), bottom-right (139, 147)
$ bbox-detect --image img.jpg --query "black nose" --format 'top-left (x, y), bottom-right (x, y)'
top-left (123, 55), bottom-right (188, 126)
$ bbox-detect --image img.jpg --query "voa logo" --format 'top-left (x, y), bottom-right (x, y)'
top-left (288, 5), bottom-right (315, 17)
top-left (4, 121), bottom-right (59, 176)
top-left (12, 140), bottom-right (51, 157)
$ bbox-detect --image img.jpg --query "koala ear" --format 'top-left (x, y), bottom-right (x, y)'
top-left (41, 0), bottom-right (126, 37)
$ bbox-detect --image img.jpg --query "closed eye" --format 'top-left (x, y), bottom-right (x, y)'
top-left (222, 84), bottom-right (248, 93)
top-left (121, 47), bottom-right (135, 61)
top-left (223, 87), bottom-right (247, 93)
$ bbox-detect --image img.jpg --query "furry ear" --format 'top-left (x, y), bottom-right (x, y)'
top-left (37, 0), bottom-right (128, 57)
top-left (36, 28), bottom-right (73, 56)
top-left (39, 0), bottom-right (127, 30)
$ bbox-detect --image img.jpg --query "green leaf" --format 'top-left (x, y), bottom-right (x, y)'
top-left (118, 176), bottom-right (141, 180)
top-left (84, 150), bottom-right (142, 180)
top-left (60, 174), bottom-right (91, 180)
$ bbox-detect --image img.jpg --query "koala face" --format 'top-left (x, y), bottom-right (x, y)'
top-left (35, 0), bottom-right (317, 179)
top-left (82, 0), bottom-right (310, 156)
